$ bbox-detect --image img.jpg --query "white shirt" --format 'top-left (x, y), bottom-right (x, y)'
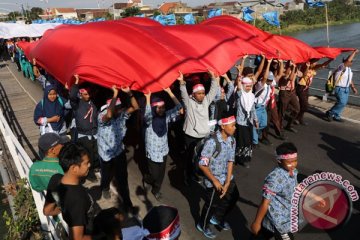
top-left (254, 82), bottom-right (271, 106)
top-left (335, 64), bottom-right (353, 88)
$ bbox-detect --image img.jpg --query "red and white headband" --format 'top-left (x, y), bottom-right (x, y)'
top-left (276, 152), bottom-right (297, 161)
top-left (218, 116), bottom-right (236, 126)
top-left (151, 101), bottom-right (165, 107)
top-left (242, 77), bottom-right (253, 85)
top-left (79, 88), bottom-right (88, 94)
top-left (101, 98), bottom-right (122, 112)
top-left (192, 84), bottom-right (205, 93)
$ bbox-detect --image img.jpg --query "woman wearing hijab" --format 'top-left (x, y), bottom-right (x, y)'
top-left (143, 88), bottom-right (182, 201)
top-left (34, 85), bottom-right (67, 135)
top-left (235, 76), bottom-right (258, 168)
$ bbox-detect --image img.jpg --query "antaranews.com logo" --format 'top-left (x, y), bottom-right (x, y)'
top-left (291, 172), bottom-right (359, 232)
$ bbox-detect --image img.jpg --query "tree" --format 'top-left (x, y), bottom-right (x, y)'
top-left (7, 11), bottom-right (21, 21)
top-left (30, 7), bottom-right (43, 20)
top-left (122, 7), bottom-right (141, 17)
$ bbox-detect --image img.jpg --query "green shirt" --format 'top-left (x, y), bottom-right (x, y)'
top-left (29, 157), bottom-right (64, 192)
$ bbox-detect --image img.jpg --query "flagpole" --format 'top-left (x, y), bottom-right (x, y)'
top-left (325, 3), bottom-right (330, 47)
top-left (254, 11), bottom-right (256, 26)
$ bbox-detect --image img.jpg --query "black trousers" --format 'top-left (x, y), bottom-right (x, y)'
top-left (144, 156), bottom-right (167, 194)
top-left (100, 152), bottom-right (133, 208)
top-left (77, 136), bottom-right (99, 170)
top-left (199, 180), bottom-right (239, 229)
top-left (184, 134), bottom-right (203, 178)
top-left (235, 124), bottom-right (253, 163)
top-left (296, 85), bottom-right (309, 123)
top-left (278, 90), bottom-right (300, 128)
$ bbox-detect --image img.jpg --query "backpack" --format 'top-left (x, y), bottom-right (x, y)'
top-left (325, 70), bottom-right (335, 93)
top-left (325, 69), bottom-right (345, 93)
top-left (193, 133), bottom-right (222, 176)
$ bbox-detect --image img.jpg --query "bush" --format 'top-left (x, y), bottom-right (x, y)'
top-left (2, 179), bottom-right (43, 240)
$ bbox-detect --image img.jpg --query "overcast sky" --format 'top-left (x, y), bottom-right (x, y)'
top-left (1, 0), bottom-right (292, 12)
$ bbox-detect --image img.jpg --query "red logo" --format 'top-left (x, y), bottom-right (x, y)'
top-left (301, 182), bottom-right (351, 230)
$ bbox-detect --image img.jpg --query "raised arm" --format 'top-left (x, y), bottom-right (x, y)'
top-left (143, 91), bottom-right (152, 124)
top-left (254, 55), bottom-right (266, 81)
top-left (178, 72), bottom-right (190, 106)
top-left (236, 55), bottom-right (248, 78)
top-left (122, 86), bottom-right (139, 114)
top-left (206, 70), bottom-right (220, 104)
top-left (164, 87), bottom-right (180, 106)
top-left (275, 60), bottom-right (284, 82)
top-left (102, 85), bottom-right (118, 123)
top-left (345, 49), bottom-right (359, 64)
top-left (69, 74), bottom-right (80, 109)
top-left (314, 58), bottom-right (332, 70)
top-left (261, 58), bottom-right (273, 85)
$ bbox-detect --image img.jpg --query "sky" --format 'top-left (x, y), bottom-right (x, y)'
top-left (0, 0), bottom-right (293, 12)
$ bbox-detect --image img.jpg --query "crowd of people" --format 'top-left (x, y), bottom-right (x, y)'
top-left (1, 37), bottom-right (358, 240)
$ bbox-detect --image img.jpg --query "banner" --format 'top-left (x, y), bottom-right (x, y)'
top-left (207, 9), bottom-right (222, 18)
top-left (263, 11), bottom-right (280, 27)
top-left (183, 13), bottom-right (195, 25)
top-left (242, 7), bottom-right (254, 22)
top-left (305, 0), bottom-right (325, 7)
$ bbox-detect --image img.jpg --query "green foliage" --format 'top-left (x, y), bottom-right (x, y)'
top-left (2, 179), bottom-right (42, 240)
top-left (122, 7), bottom-right (141, 17)
top-left (153, 10), bottom-right (161, 17)
top-left (273, 0), bottom-right (360, 32)
top-left (7, 11), bottom-right (21, 21)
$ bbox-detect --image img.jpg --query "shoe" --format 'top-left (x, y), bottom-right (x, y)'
top-left (196, 223), bottom-right (217, 239)
top-left (277, 133), bottom-right (286, 140)
top-left (210, 216), bottom-right (231, 231)
top-left (102, 189), bottom-right (111, 200)
top-left (260, 138), bottom-right (271, 146)
top-left (152, 191), bottom-right (162, 201)
top-left (333, 118), bottom-right (344, 123)
top-left (285, 127), bottom-right (298, 133)
top-left (242, 161), bottom-right (250, 169)
top-left (325, 111), bottom-right (332, 122)
top-left (142, 179), bottom-right (152, 192)
top-left (293, 120), bottom-right (300, 125)
top-left (300, 121), bottom-right (309, 126)
top-left (86, 172), bottom-right (97, 183)
top-left (252, 144), bottom-right (260, 149)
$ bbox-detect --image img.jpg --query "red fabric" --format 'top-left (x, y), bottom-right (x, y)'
top-left (202, 16), bottom-right (324, 63)
top-left (314, 47), bottom-right (355, 59)
top-left (23, 16), bottom-right (351, 92)
top-left (28, 17), bottom-right (279, 92)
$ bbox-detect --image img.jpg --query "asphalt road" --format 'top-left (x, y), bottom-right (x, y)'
top-left (3, 59), bottom-right (360, 240)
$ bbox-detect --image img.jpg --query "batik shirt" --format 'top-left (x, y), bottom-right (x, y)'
top-left (262, 167), bottom-right (298, 234)
top-left (144, 104), bottom-right (181, 162)
top-left (97, 111), bottom-right (129, 161)
top-left (199, 131), bottom-right (235, 188)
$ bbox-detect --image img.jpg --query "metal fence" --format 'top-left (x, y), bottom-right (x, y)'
top-left (0, 109), bottom-right (68, 240)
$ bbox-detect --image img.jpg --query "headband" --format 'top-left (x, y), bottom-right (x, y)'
top-left (101, 98), bottom-right (122, 112)
top-left (218, 116), bottom-right (236, 126)
top-left (79, 88), bottom-right (88, 94)
top-left (276, 152), bottom-right (297, 161)
top-left (242, 77), bottom-right (253, 84)
top-left (192, 84), bottom-right (205, 93)
top-left (151, 101), bottom-right (165, 107)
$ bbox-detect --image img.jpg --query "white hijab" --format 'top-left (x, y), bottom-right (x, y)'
top-left (240, 77), bottom-right (255, 118)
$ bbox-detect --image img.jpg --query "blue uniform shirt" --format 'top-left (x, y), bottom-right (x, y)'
top-left (262, 166), bottom-right (298, 234)
top-left (199, 131), bottom-right (235, 188)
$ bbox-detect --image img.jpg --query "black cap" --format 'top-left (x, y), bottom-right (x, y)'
top-left (38, 133), bottom-right (70, 152)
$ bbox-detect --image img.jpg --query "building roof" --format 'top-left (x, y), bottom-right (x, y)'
top-left (53, 8), bottom-right (76, 13)
top-left (159, 2), bottom-right (180, 14)
top-left (208, 1), bottom-right (240, 7)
